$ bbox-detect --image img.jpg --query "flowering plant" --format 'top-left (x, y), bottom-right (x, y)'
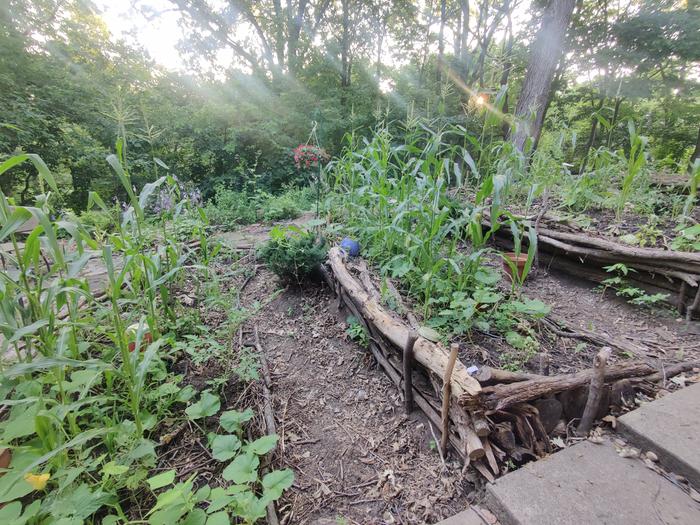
top-left (293, 144), bottom-right (329, 170)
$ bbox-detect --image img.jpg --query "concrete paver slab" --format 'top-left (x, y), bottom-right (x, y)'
top-left (618, 382), bottom-right (700, 488)
top-left (435, 508), bottom-right (488, 525)
top-left (485, 439), bottom-right (700, 525)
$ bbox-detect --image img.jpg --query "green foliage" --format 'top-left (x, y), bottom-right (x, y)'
top-left (346, 316), bottom-right (369, 348)
top-left (327, 122), bottom-right (550, 361)
top-left (601, 263), bottom-right (669, 307)
top-left (0, 151), bottom-right (289, 523)
top-left (258, 226), bottom-right (327, 283)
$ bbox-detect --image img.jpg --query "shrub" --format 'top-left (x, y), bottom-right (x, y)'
top-left (205, 186), bottom-right (258, 228)
top-left (258, 225), bottom-right (327, 283)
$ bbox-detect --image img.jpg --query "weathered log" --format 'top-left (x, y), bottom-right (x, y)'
top-left (462, 361), bottom-right (654, 411)
top-left (537, 227), bottom-right (700, 266)
top-left (441, 344), bottom-right (460, 454)
top-left (328, 247), bottom-right (481, 398)
top-left (578, 347), bottom-right (611, 434)
top-left (385, 278), bottom-right (420, 329)
top-left (474, 366), bottom-right (544, 385)
top-left (631, 360), bottom-right (700, 385)
top-left (402, 331), bottom-right (418, 414)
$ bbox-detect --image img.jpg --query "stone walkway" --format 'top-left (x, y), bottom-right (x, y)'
top-left (441, 382), bottom-right (700, 525)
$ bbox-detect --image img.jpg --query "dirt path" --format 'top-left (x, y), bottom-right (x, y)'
top-left (241, 269), bottom-right (472, 524)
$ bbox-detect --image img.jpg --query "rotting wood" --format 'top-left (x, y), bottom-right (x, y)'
top-left (630, 360), bottom-right (700, 385)
top-left (474, 366), bottom-right (544, 385)
top-left (462, 361), bottom-right (654, 412)
top-left (328, 247), bottom-right (481, 398)
top-left (578, 347), bottom-right (611, 434)
top-left (403, 331), bottom-right (418, 413)
top-left (441, 343), bottom-right (460, 454)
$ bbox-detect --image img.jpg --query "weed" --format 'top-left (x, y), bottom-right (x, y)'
top-left (346, 316), bottom-right (369, 348)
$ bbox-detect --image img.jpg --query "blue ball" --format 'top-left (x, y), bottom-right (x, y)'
top-left (340, 237), bottom-right (360, 257)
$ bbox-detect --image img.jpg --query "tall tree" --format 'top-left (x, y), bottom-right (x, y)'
top-left (511, 0), bottom-right (576, 152)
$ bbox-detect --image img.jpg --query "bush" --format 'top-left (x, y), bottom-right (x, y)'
top-left (258, 225), bottom-right (327, 283)
top-left (205, 186), bottom-right (314, 229)
top-left (204, 186), bottom-right (258, 228)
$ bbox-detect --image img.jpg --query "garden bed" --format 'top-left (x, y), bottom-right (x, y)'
top-left (319, 246), bottom-right (700, 482)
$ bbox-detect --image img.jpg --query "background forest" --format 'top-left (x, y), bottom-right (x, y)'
top-left (1, 0), bottom-right (699, 211)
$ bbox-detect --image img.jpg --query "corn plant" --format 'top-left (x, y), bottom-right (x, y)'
top-left (616, 121), bottom-right (648, 220)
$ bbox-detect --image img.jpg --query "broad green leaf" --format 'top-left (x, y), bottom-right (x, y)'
top-left (219, 408), bottom-right (254, 433)
top-left (181, 509), bottom-right (207, 525)
top-left (222, 453), bottom-right (259, 484)
top-left (261, 469), bottom-right (294, 502)
top-left (147, 470), bottom-right (176, 490)
top-left (185, 391), bottom-right (220, 420)
top-left (206, 511), bottom-right (229, 525)
top-left (245, 434), bottom-right (278, 455)
top-left (211, 434), bottom-right (241, 462)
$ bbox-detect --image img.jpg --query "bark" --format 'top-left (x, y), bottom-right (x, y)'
top-left (462, 361), bottom-right (654, 412)
top-left (340, 0), bottom-right (351, 92)
top-left (690, 125), bottom-right (700, 170)
top-left (327, 248), bottom-right (482, 398)
top-left (579, 95), bottom-right (607, 174)
top-left (437, 0), bottom-right (446, 83)
top-left (459, 0), bottom-right (470, 82)
top-left (577, 347), bottom-right (611, 434)
top-left (511, 0), bottom-right (576, 152)
top-left (607, 97), bottom-right (623, 148)
top-left (475, 367), bottom-right (543, 386)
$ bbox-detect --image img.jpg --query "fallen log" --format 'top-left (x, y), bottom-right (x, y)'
top-left (474, 366), bottom-right (544, 386)
top-left (328, 247), bottom-right (481, 398)
top-left (462, 361), bottom-right (654, 412)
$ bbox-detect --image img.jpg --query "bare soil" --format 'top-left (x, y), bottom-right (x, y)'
top-left (242, 269), bottom-right (474, 524)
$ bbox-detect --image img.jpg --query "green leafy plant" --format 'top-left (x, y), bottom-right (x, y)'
top-left (258, 225), bottom-right (327, 283)
top-left (346, 316), bottom-right (369, 347)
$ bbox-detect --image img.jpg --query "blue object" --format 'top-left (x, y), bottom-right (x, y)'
top-left (340, 237), bottom-right (360, 257)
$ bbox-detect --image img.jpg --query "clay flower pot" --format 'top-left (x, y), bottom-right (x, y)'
top-left (126, 323), bottom-right (153, 352)
top-left (502, 252), bottom-right (528, 281)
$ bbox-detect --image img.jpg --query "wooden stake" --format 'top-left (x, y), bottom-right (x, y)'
top-left (578, 346), bottom-right (611, 435)
top-left (441, 343), bottom-right (460, 455)
top-left (403, 331), bottom-right (418, 413)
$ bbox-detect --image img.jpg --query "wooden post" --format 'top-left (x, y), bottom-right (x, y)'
top-left (578, 346), bottom-right (611, 435)
top-left (403, 331), bottom-right (418, 414)
top-left (441, 343), bottom-right (460, 455)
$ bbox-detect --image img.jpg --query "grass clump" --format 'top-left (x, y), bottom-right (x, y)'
top-left (258, 225), bottom-right (327, 283)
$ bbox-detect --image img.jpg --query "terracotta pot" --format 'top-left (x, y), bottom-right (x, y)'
top-left (128, 332), bottom-right (153, 352)
top-left (502, 252), bottom-right (528, 281)
top-left (0, 448), bottom-right (11, 473)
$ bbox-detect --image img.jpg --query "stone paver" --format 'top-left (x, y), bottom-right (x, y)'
top-left (485, 439), bottom-right (700, 525)
top-left (435, 508), bottom-right (488, 525)
top-left (618, 382), bottom-right (700, 488)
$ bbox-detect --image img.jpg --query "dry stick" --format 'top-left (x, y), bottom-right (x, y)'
top-left (630, 360), bottom-right (700, 385)
top-left (578, 347), bottom-right (612, 435)
top-left (253, 326), bottom-right (281, 525)
top-left (441, 343), bottom-right (460, 455)
top-left (678, 281), bottom-right (688, 316)
top-left (403, 331), bottom-right (418, 414)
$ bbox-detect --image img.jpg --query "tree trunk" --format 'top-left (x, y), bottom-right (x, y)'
top-left (437, 0), bottom-right (446, 83)
top-left (690, 125), bottom-right (700, 170)
top-left (340, 0), bottom-right (351, 105)
top-left (607, 97), bottom-right (623, 148)
top-left (459, 0), bottom-right (470, 83)
top-left (579, 95), bottom-right (606, 174)
top-left (511, 0), bottom-right (576, 152)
